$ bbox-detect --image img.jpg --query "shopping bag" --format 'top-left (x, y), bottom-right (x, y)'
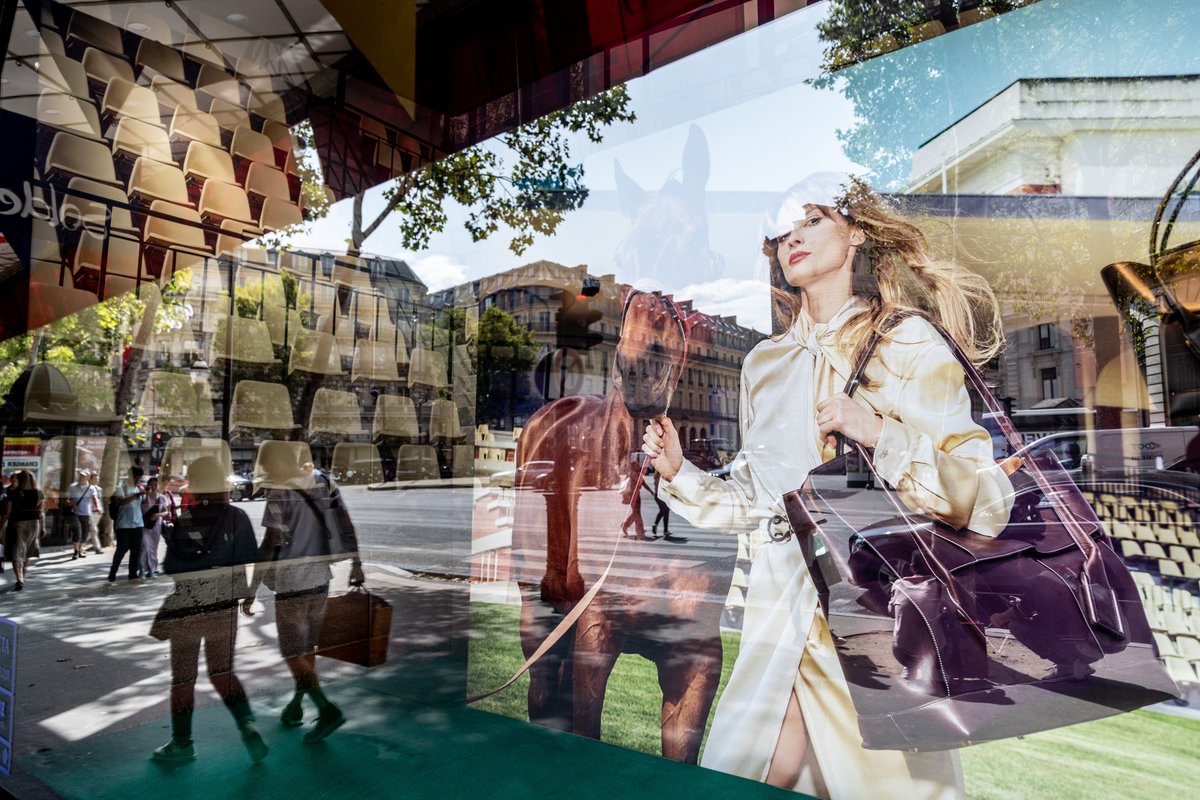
top-left (317, 588), bottom-right (392, 667)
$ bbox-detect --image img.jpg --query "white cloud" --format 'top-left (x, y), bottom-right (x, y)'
top-left (676, 278), bottom-right (772, 333)
top-left (411, 254), bottom-right (469, 292)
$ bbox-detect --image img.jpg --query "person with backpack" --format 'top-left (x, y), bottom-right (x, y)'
top-left (107, 466), bottom-right (145, 583)
top-left (149, 456), bottom-right (267, 764)
top-left (241, 443), bottom-right (364, 742)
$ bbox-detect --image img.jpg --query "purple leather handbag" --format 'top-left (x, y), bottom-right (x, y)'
top-left (782, 321), bottom-right (1179, 751)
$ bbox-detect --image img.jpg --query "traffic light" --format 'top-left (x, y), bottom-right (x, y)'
top-left (151, 431), bottom-right (171, 464)
top-left (555, 289), bottom-right (603, 349)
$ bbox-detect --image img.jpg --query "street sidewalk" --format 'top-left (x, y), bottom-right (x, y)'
top-left (0, 542), bottom-right (790, 800)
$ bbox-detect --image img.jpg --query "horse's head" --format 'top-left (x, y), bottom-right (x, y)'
top-left (613, 289), bottom-right (691, 417)
top-left (613, 125), bottom-right (724, 290)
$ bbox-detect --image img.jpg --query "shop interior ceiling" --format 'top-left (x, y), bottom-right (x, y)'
top-left (3, 0), bottom-right (806, 200)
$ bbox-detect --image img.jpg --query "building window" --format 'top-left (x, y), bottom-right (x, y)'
top-left (539, 311), bottom-right (549, 330)
top-left (1037, 324), bottom-right (1056, 351)
top-left (1041, 367), bottom-right (1059, 399)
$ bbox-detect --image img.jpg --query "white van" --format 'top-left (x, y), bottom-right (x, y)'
top-left (1023, 426), bottom-right (1200, 474)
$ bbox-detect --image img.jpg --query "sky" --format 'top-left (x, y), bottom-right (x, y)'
top-left (280, 0), bottom-right (1200, 333)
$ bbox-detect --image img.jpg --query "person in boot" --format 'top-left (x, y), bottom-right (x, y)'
top-left (149, 456), bottom-right (267, 764)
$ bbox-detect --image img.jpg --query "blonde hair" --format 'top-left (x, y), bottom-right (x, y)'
top-left (765, 177), bottom-right (1004, 375)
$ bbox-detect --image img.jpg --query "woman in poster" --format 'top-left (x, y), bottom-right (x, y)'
top-left (641, 174), bottom-right (1013, 798)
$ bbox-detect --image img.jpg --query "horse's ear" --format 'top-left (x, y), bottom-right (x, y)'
top-left (681, 124), bottom-right (710, 202)
top-left (614, 160), bottom-right (646, 219)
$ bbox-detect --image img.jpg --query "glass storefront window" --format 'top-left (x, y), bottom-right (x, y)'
top-left (1, 0), bottom-right (1199, 797)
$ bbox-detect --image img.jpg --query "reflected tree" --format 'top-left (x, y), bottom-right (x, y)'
top-left (343, 86), bottom-right (636, 257)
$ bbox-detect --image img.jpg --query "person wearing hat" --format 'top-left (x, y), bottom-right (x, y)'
top-left (64, 469), bottom-right (99, 560)
top-left (241, 441), bottom-right (364, 743)
top-left (149, 456), bottom-right (267, 764)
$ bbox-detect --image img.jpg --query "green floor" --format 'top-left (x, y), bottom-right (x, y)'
top-left (21, 674), bottom-right (797, 800)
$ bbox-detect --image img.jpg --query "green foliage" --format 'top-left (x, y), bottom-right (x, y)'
top-left (474, 306), bottom-right (537, 401)
top-left (365, 85), bottom-right (636, 255)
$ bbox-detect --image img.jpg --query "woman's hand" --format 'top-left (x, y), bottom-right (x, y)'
top-left (642, 416), bottom-right (683, 482)
top-left (816, 393), bottom-right (883, 451)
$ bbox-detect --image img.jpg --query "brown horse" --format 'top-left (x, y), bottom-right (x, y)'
top-left (510, 288), bottom-right (735, 763)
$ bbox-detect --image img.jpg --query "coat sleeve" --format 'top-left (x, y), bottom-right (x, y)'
top-left (870, 334), bottom-right (1014, 537)
top-left (657, 372), bottom-right (769, 535)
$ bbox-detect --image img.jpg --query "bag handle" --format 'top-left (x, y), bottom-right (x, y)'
top-left (836, 315), bottom-right (1123, 639)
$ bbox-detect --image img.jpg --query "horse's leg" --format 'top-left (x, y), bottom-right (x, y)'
top-left (541, 487), bottom-right (585, 604)
top-left (572, 603), bottom-right (624, 740)
top-left (519, 587), bottom-right (575, 731)
top-left (658, 634), bottom-right (723, 764)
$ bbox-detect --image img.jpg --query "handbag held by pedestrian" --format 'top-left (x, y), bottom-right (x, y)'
top-left (782, 320), bottom-right (1178, 752)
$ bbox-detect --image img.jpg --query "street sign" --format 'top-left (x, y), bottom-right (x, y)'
top-left (0, 617), bottom-right (16, 777)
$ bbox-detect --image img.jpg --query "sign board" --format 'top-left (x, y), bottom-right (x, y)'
top-left (2, 438), bottom-right (41, 484)
top-left (0, 617), bottom-right (16, 777)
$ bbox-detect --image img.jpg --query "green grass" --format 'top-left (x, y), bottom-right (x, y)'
top-left (469, 601), bottom-right (1200, 797)
top-left (467, 600), bottom-right (738, 757)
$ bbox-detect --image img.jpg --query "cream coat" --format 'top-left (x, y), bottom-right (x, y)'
top-left (659, 300), bottom-right (1013, 798)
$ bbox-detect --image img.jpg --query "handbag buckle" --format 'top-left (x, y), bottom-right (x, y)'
top-left (768, 514), bottom-right (793, 542)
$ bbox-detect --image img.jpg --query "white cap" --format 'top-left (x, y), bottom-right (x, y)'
top-left (762, 172), bottom-right (852, 240)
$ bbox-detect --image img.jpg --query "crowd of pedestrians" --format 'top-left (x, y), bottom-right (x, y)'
top-left (2, 455), bottom-right (367, 765)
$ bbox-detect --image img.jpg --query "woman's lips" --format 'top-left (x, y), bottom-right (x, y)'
top-left (788, 251), bottom-right (810, 265)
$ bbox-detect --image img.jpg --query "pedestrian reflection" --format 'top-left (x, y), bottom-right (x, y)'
top-left (149, 456), bottom-right (267, 764)
top-left (242, 441), bottom-right (365, 742)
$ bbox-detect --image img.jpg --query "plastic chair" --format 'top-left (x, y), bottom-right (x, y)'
top-left (134, 38), bottom-right (186, 84)
top-left (196, 65), bottom-right (243, 107)
top-left (183, 140), bottom-right (236, 187)
top-left (150, 76), bottom-right (200, 116)
top-left (259, 197), bottom-right (303, 232)
top-left (214, 220), bottom-right (263, 257)
top-left (139, 371), bottom-right (215, 426)
top-left (38, 50), bottom-right (90, 101)
top-left (331, 443), bottom-right (383, 485)
top-left (82, 47), bottom-right (133, 90)
top-left (44, 130), bottom-right (118, 186)
top-left (100, 77), bottom-right (161, 125)
top-left (373, 394), bottom-right (419, 438)
top-left (73, 229), bottom-right (143, 280)
top-left (180, 38), bottom-right (226, 70)
top-left (198, 179), bottom-right (255, 227)
top-left (230, 127), bottom-right (275, 181)
top-left (230, 380), bottom-right (296, 430)
top-left (409, 345), bottom-right (448, 388)
top-left (247, 89), bottom-right (286, 124)
top-left (144, 200), bottom-right (208, 252)
top-left (429, 398), bottom-right (462, 441)
top-left (253, 441), bottom-right (315, 490)
top-left (61, 176), bottom-right (137, 233)
top-left (161, 438), bottom-right (234, 492)
top-left (211, 314), bottom-right (279, 364)
top-left (308, 389), bottom-right (366, 435)
top-left (289, 329), bottom-right (342, 376)
top-left (65, 11), bottom-right (125, 56)
top-left (235, 58), bottom-right (274, 92)
top-left (261, 120), bottom-right (294, 166)
top-left (168, 107), bottom-right (222, 156)
top-left (37, 91), bottom-right (104, 141)
top-left (396, 444), bottom-right (439, 481)
top-left (352, 340), bottom-right (402, 383)
top-left (127, 157), bottom-right (191, 207)
top-left (245, 162), bottom-right (290, 204)
top-left (208, 97), bottom-right (251, 133)
top-left (111, 116), bottom-right (173, 164)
